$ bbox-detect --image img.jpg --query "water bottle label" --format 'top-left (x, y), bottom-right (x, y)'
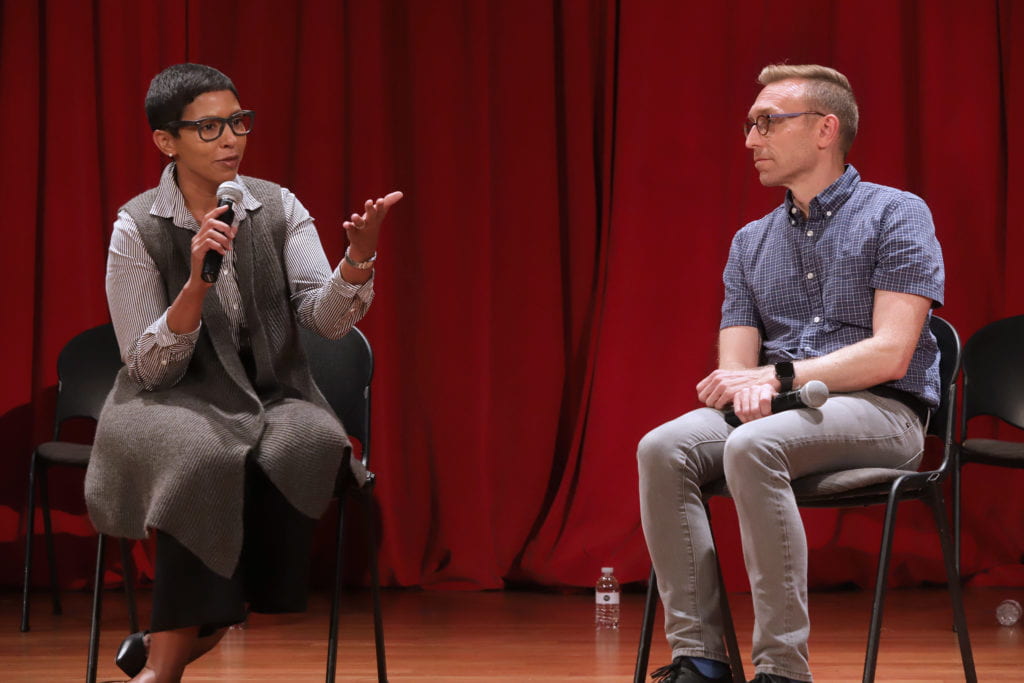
top-left (595, 591), bottom-right (620, 605)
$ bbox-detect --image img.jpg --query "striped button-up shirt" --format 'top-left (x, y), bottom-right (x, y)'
top-left (107, 163), bottom-right (374, 391)
top-left (721, 165), bottom-right (945, 406)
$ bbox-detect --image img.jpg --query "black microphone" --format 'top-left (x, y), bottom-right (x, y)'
top-left (723, 380), bottom-right (829, 427)
top-left (201, 180), bottom-right (244, 283)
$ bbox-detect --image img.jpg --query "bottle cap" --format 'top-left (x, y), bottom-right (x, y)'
top-left (601, 567), bottom-right (613, 574)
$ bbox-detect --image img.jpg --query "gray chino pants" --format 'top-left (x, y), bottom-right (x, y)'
top-left (637, 391), bottom-right (924, 682)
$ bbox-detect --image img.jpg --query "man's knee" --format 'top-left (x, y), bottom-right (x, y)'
top-left (722, 421), bottom-right (787, 483)
top-left (638, 409), bottom-right (725, 478)
top-left (637, 423), bottom-right (677, 474)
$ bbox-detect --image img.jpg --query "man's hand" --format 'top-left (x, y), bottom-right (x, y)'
top-left (728, 383), bottom-right (776, 423)
top-left (343, 191), bottom-right (403, 262)
top-left (696, 367), bottom-right (777, 410)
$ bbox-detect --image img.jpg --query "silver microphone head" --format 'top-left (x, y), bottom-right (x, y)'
top-left (799, 380), bottom-right (829, 408)
top-left (216, 180), bottom-right (244, 204)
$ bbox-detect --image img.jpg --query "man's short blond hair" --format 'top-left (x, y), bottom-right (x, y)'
top-left (758, 64), bottom-right (859, 156)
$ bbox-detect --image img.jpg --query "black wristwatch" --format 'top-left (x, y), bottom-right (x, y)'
top-left (774, 361), bottom-right (795, 393)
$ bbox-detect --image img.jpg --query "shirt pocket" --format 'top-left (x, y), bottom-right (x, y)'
top-left (821, 240), bottom-right (875, 331)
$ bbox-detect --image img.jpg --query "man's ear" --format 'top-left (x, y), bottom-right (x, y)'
top-left (152, 129), bottom-right (177, 158)
top-left (817, 114), bottom-right (841, 151)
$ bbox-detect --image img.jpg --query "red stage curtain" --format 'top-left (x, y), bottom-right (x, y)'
top-left (2, 0), bottom-right (1022, 593)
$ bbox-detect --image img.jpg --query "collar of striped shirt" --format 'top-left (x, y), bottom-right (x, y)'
top-left (149, 162), bottom-right (264, 231)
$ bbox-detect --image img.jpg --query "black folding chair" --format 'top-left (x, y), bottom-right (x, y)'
top-left (85, 325), bottom-right (387, 683)
top-left (954, 314), bottom-right (1024, 578)
top-left (635, 315), bottom-right (976, 683)
top-left (300, 325), bottom-right (388, 683)
top-left (20, 323), bottom-right (138, 635)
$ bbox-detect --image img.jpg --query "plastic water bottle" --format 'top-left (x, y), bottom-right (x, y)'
top-left (996, 599), bottom-right (1022, 626)
top-left (595, 567), bottom-right (620, 630)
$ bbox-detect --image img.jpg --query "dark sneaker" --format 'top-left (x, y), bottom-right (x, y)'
top-left (651, 656), bottom-right (730, 682)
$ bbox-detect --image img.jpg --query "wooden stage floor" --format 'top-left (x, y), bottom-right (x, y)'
top-left (4, 586), bottom-right (1023, 681)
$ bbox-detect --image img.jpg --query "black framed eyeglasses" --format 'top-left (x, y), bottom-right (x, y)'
top-left (167, 110), bottom-right (255, 142)
top-left (743, 111), bottom-right (824, 137)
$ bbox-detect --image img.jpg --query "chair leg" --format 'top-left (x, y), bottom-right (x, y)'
top-left (714, 553), bottom-right (745, 683)
top-left (362, 485), bottom-right (388, 682)
top-left (87, 533), bottom-right (106, 683)
top-left (633, 566), bottom-right (659, 683)
top-left (326, 494), bottom-right (347, 683)
top-left (635, 505), bottom-right (745, 683)
top-left (119, 538), bottom-right (140, 633)
top-left (952, 462), bottom-right (963, 581)
top-left (706, 504), bottom-right (745, 683)
top-left (20, 452), bottom-right (38, 632)
top-left (38, 464), bottom-right (63, 616)
top-left (862, 493), bottom-right (902, 683)
top-left (926, 485), bottom-right (977, 683)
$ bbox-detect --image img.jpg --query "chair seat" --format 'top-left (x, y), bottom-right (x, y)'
top-left (792, 467), bottom-right (910, 496)
top-left (36, 441), bottom-right (92, 466)
top-left (701, 467), bottom-right (920, 503)
top-left (791, 467), bottom-right (923, 505)
top-left (962, 438), bottom-right (1024, 467)
top-left (700, 479), bottom-right (730, 499)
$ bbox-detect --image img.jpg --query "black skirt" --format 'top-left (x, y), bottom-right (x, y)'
top-left (150, 456), bottom-right (317, 634)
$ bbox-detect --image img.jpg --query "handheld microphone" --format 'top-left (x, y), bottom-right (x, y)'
top-left (723, 380), bottom-right (829, 427)
top-left (201, 180), bottom-right (244, 283)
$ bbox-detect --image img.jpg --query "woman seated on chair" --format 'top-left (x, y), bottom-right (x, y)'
top-left (85, 63), bottom-right (401, 683)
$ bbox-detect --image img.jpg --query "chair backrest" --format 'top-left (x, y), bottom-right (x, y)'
top-left (52, 323), bottom-right (123, 438)
top-left (961, 314), bottom-right (1024, 432)
top-left (928, 315), bottom-right (961, 443)
top-left (299, 325), bottom-right (373, 460)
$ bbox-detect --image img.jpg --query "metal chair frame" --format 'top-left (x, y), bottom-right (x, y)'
top-left (953, 314), bottom-right (1024, 578)
top-left (301, 325), bottom-right (388, 683)
top-left (20, 323), bottom-right (138, 636)
top-left (634, 316), bottom-right (976, 683)
top-left (85, 325), bottom-right (387, 683)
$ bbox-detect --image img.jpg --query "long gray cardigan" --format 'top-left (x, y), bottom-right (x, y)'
top-left (86, 178), bottom-right (353, 578)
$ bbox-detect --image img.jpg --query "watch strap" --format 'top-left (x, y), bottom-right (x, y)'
top-left (774, 361), bottom-right (795, 393)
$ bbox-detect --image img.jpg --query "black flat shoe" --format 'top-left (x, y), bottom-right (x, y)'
top-left (115, 631), bottom-right (148, 678)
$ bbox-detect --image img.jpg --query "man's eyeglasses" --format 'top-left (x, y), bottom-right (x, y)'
top-left (167, 110), bottom-right (255, 142)
top-left (743, 111), bottom-right (824, 137)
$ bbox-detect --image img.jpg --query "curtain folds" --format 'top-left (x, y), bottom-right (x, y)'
top-left (3, 0), bottom-right (1022, 591)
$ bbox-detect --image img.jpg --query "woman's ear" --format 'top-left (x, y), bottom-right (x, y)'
top-left (153, 129), bottom-right (176, 158)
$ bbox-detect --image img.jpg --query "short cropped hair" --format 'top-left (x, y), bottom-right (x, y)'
top-left (145, 63), bottom-right (239, 135)
top-left (758, 64), bottom-right (859, 156)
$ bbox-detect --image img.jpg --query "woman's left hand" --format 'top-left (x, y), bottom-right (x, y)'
top-left (343, 191), bottom-right (403, 263)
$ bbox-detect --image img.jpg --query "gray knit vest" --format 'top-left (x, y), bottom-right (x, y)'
top-left (85, 177), bottom-right (347, 577)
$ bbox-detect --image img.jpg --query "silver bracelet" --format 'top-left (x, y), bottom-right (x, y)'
top-left (344, 246), bottom-right (377, 270)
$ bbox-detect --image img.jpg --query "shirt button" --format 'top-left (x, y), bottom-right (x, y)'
top-left (790, 207), bottom-right (797, 214)
top-left (813, 316), bottom-right (821, 323)
top-left (161, 360), bottom-right (168, 366)
top-left (826, 210), bottom-right (833, 217)
top-left (222, 268), bottom-right (228, 275)
top-left (806, 272), bottom-right (815, 279)
top-left (806, 230), bottom-right (814, 237)
top-left (232, 304), bottom-right (239, 310)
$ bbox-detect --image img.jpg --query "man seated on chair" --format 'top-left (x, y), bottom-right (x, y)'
top-left (637, 64), bottom-right (944, 683)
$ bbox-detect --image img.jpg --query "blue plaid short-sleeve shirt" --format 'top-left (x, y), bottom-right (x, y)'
top-left (721, 165), bottom-right (945, 406)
